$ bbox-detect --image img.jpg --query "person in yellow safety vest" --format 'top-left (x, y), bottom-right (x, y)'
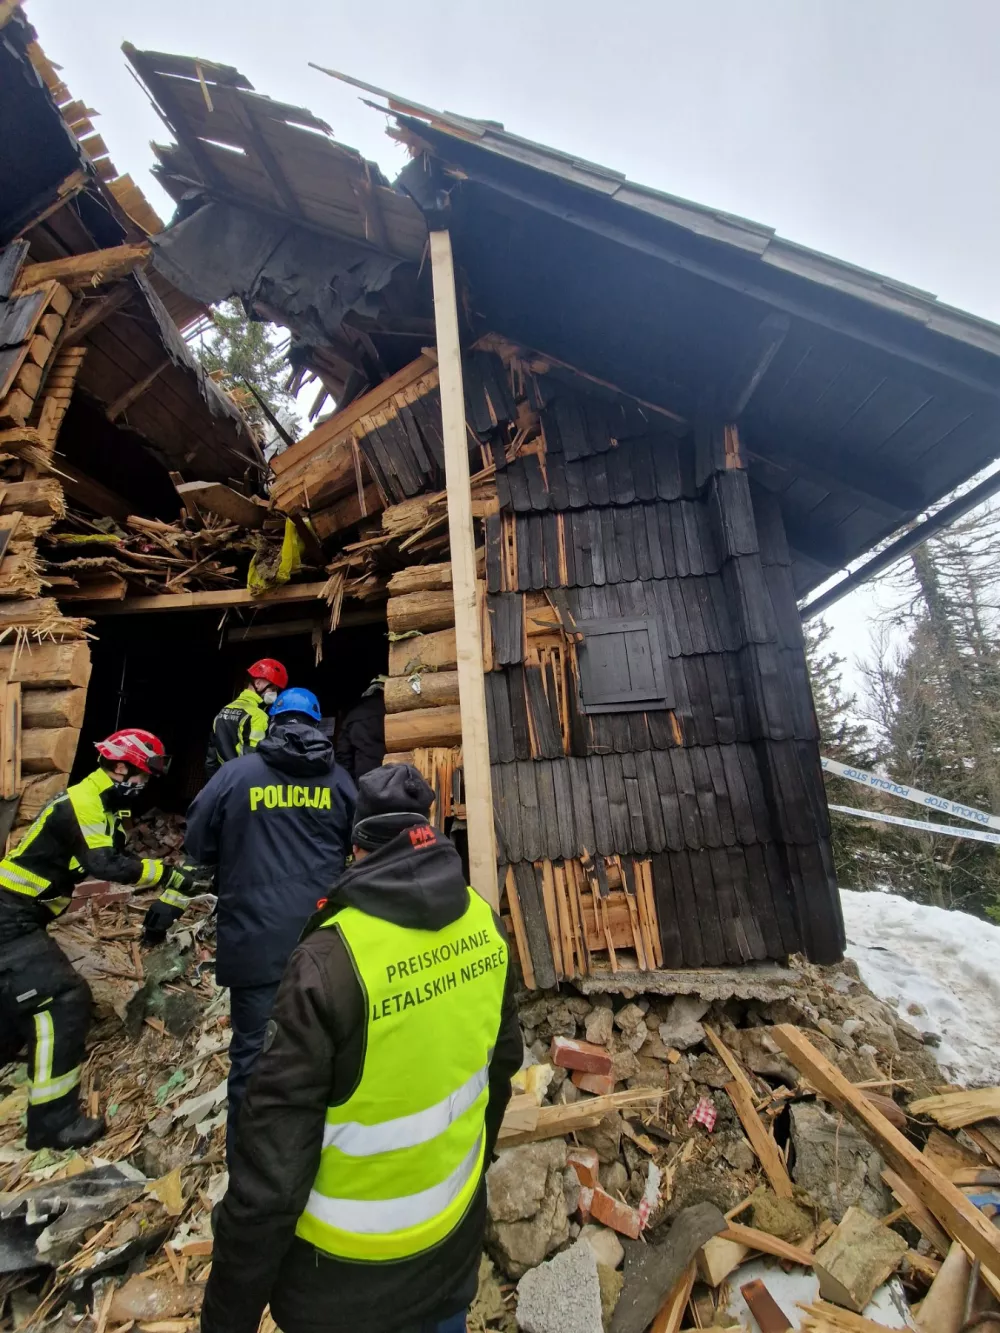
top-left (205, 658), bottom-right (288, 778)
top-left (201, 764), bottom-right (523, 1333)
top-left (0, 729), bottom-right (199, 1151)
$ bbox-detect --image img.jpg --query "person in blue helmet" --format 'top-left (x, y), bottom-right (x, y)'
top-left (142, 687), bottom-right (357, 1159)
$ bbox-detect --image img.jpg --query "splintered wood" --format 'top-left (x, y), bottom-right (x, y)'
top-left (502, 852), bottom-right (662, 984)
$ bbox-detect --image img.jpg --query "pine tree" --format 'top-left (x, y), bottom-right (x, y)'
top-left (196, 299), bottom-right (300, 440)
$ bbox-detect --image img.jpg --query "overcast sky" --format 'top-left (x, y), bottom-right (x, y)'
top-left (29, 0), bottom-right (1000, 702)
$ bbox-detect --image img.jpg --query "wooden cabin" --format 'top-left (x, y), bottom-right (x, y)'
top-left (19, 40), bottom-right (1000, 987)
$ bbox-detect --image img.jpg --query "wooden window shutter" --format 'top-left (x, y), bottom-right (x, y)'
top-left (576, 616), bottom-right (673, 713)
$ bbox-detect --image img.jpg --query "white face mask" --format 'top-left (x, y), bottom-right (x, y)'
top-left (262, 687), bottom-right (279, 706)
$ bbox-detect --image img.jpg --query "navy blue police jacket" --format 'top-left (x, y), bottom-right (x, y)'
top-left (184, 718), bottom-right (357, 989)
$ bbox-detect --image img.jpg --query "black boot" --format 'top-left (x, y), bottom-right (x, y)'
top-left (26, 1113), bottom-right (106, 1151)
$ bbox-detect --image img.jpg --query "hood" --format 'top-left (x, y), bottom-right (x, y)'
top-left (256, 717), bottom-right (334, 777)
top-left (321, 826), bottom-right (469, 932)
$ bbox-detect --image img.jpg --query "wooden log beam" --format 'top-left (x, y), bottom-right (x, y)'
top-left (22, 725), bottom-right (80, 774)
top-left (388, 627), bottom-right (458, 676)
top-left (22, 687), bottom-right (87, 729)
top-left (384, 704), bottom-right (463, 751)
top-left (311, 483), bottom-right (383, 541)
top-left (175, 480), bottom-right (268, 529)
top-left (771, 1024), bottom-right (1000, 1277)
top-left (60, 283), bottom-right (133, 347)
top-left (50, 457), bottom-right (130, 522)
top-left (429, 228), bottom-right (496, 904)
top-left (19, 771), bottom-right (69, 821)
top-left (78, 579), bottom-right (334, 615)
top-left (384, 670), bottom-right (460, 713)
top-left (15, 244), bottom-right (150, 293)
top-left (0, 479), bottom-right (65, 519)
top-left (0, 641), bottom-right (91, 689)
top-left (386, 589), bottom-right (455, 634)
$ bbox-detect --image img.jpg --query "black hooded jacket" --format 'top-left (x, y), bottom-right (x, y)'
top-left (184, 719), bottom-right (357, 988)
top-left (202, 828), bottom-right (522, 1333)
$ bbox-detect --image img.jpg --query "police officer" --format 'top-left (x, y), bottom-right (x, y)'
top-left (146, 688), bottom-right (356, 1160)
top-left (0, 729), bottom-right (197, 1150)
top-left (205, 658), bottom-right (288, 778)
top-left (200, 764), bottom-right (522, 1333)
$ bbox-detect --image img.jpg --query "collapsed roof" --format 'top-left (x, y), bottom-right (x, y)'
top-left (125, 48), bottom-right (1000, 596)
top-left (0, 15), bottom-right (264, 489)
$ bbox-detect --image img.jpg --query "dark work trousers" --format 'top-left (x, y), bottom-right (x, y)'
top-left (0, 928), bottom-right (92, 1142)
top-left (226, 982), bottom-right (281, 1164)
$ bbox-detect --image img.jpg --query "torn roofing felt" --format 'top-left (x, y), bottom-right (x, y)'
top-left (149, 198), bottom-right (405, 348)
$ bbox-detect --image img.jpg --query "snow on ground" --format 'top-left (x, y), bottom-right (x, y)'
top-left (841, 888), bottom-right (1000, 1087)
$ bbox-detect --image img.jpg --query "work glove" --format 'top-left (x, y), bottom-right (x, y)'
top-left (142, 899), bottom-right (179, 947)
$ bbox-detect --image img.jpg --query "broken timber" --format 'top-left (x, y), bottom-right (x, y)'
top-left (72, 580), bottom-right (336, 615)
top-left (771, 1024), bottom-right (1000, 1277)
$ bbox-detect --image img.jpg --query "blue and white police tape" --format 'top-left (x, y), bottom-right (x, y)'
top-left (821, 756), bottom-right (1000, 833)
top-left (827, 803), bottom-right (1000, 846)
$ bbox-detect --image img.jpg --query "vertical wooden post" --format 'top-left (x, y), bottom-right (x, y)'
top-left (428, 229), bottom-right (498, 907)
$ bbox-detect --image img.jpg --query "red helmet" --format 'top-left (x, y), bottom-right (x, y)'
top-left (248, 658), bottom-right (288, 690)
top-left (95, 729), bottom-right (170, 776)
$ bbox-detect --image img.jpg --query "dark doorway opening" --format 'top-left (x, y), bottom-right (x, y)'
top-left (75, 607), bottom-right (388, 810)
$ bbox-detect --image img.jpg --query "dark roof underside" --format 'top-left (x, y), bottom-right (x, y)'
top-left (399, 115), bottom-right (1000, 597)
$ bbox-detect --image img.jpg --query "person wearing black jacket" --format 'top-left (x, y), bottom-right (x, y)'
top-left (334, 677), bottom-right (385, 782)
top-left (143, 688), bottom-right (357, 1159)
top-left (202, 764), bottom-right (522, 1333)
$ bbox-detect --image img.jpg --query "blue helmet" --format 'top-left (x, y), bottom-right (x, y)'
top-left (270, 687), bottom-right (321, 722)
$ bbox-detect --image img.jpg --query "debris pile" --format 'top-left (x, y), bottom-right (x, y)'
top-left (0, 874), bottom-right (227, 1331)
top-left (5, 887), bottom-right (1000, 1333)
top-left (473, 958), bottom-right (1000, 1331)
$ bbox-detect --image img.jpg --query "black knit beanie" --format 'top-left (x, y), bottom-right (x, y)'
top-left (352, 763), bottom-right (434, 850)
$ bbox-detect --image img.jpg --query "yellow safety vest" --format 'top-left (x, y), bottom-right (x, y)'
top-left (296, 886), bottom-right (508, 1262)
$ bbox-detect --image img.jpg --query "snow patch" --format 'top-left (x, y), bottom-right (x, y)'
top-left (841, 888), bottom-right (1000, 1087)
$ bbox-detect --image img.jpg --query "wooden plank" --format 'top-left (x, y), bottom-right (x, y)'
top-left (503, 865), bottom-right (536, 990)
top-left (724, 1079), bottom-right (793, 1198)
top-left (909, 1088), bottom-right (1000, 1130)
top-left (73, 579), bottom-right (333, 615)
top-left (387, 561), bottom-right (455, 594)
top-left (384, 670), bottom-right (460, 713)
top-left (384, 705), bottom-right (463, 751)
top-left (13, 244), bottom-right (150, 293)
top-left (105, 356), bottom-right (171, 421)
top-left (881, 1168), bottom-right (951, 1256)
top-left (310, 482), bottom-right (383, 540)
top-left (650, 1260), bottom-right (696, 1333)
top-left (49, 458), bottom-right (130, 522)
top-left (771, 1025), bottom-right (1000, 1275)
top-left (175, 481), bottom-right (268, 529)
top-left (22, 725), bottom-right (80, 774)
top-left (721, 1223), bottom-right (814, 1267)
top-left (704, 1025), bottom-right (760, 1105)
top-left (498, 1089), bottom-right (666, 1147)
top-left (429, 228), bottom-right (496, 904)
top-left (21, 688), bottom-right (87, 730)
top-left (0, 641), bottom-right (91, 688)
top-left (0, 681), bottom-right (21, 799)
top-left (388, 627), bottom-right (457, 676)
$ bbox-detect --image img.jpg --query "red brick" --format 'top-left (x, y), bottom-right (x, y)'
top-left (589, 1188), bottom-right (642, 1240)
top-left (566, 1147), bottom-right (601, 1189)
top-left (577, 1186), bottom-right (594, 1224)
top-left (550, 1036), bottom-right (613, 1076)
top-left (571, 1069), bottom-right (616, 1095)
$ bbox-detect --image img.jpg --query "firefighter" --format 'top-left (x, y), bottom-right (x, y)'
top-left (0, 730), bottom-right (197, 1150)
top-left (205, 658), bottom-right (288, 778)
top-left (334, 676), bottom-right (386, 782)
top-left (200, 764), bottom-right (522, 1333)
top-left (144, 688), bottom-right (357, 1160)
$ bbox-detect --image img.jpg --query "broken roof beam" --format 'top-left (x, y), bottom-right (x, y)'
top-left (76, 578), bottom-right (338, 615)
top-left (123, 44), bottom-right (232, 195)
top-left (220, 86), bottom-right (304, 219)
top-left (14, 244), bottom-right (150, 293)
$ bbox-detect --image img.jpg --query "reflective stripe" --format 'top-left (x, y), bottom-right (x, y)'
top-left (302, 1133), bottom-right (483, 1236)
top-left (77, 819), bottom-right (109, 843)
top-left (33, 1009), bottom-right (53, 1086)
top-left (45, 897), bottom-right (71, 915)
top-left (159, 888), bottom-right (188, 910)
top-left (30, 1065), bottom-right (81, 1105)
top-left (323, 1064), bottom-right (489, 1158)
top-left (0, 863), bottom-right (49, 894)
top-left (136, 859), bottom-right (161, 889)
